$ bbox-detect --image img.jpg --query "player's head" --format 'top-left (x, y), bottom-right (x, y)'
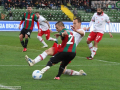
top-left (55, 21), bottom-right (65, 32)
top-left (27, 5), bottom-right (32, 13)
top-left (73, 18), bottom-right (81, 29)
top-left (35, 12), bottom-right (39, 18)
top-left (97, 8), bottom-right (102, 15)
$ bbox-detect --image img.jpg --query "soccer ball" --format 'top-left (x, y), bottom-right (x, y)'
top-left (32, 70), bottom-right (43, 80)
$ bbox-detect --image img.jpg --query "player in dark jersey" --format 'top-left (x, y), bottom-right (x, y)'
top-left (33, 21), bottom-right (76, 80)
top-left (19, 5), bottom-right (40, 52)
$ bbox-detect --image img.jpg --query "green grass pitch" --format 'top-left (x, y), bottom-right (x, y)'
top-left (0, 31), bottom-right (120, 90)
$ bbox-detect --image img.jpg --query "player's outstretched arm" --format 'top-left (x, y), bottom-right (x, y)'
top-left (71, 26), bottom-right (84, 36)
top-left (54, 33), bottom-right (60, 39)
top-left (62, 31), bottom-right (68, 37)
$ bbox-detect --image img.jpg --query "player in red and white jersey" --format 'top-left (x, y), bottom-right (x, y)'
top-left (25, 18), bottom-right (87, 77)
top-left (86, 8), bottom-right (113, 60)
top-left (35, 12), bottom-right (58, 48)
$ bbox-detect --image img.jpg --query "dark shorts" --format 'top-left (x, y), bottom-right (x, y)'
top-left (20, 28), bottom-right (32, 38)
top-left (50, 52), bottom-right (76, 65)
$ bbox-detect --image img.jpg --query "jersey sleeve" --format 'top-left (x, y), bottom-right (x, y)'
top-left (105, 14), bottom-right (111, 32)
top-left (91, 13), bottom-right (95, 22)
top-left (79, 29), bottom-right (85, 36)
top-left (105, 14), bottom-right (110, 23)
top-left (34, 14), bottom-right (38, 22)
top-left (40, 16), bottom-right (46, 22)
top-left (22, 13), bottom-right (26, 21)
top-left (59, 30), bottom-right (66, 40)
top-left (59, 30), bottom-right (64, 36)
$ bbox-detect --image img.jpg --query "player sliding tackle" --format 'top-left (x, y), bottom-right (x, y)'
top-left (86, 8), bottom-right (113, 60)
top-left (25, 18), bottom-right (87, 79)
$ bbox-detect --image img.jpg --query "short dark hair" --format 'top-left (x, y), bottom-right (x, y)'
top-left (55, 21), bottom-right (64, 27)
top-left (27, 5), bottom-right (32, 7)
top-left (35, 12), bottom-right (39, 14)
top-left (74, 17), bottom-right (81, 23)
top-left (97, 8), bottom-right (102, 10)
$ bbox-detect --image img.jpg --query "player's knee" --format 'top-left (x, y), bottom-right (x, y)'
top-left (37, 36), bottom-right (40, 39)
top-left (25, 35), bottom-right (28, 38)
top-left (46, 61), bottom-right (53, 66)
top-left (86, 40), bottom-right (91, 44)
top-left (60, 65), bottom-right (65, 71)
top-left (19, 35), bottom-right (23, 40)
top-left (45, 50), bottom-right (49, 55)
top-left (37, 36), bottom-right (42, 41)
top-left (62, 67), bottom-right (67, 74)
top-left (46, 37), bottom-right (49, 40)
top-left (94, 41), bottom-right (98, 46)
top-left (45, 49), bottom-right (52, 55)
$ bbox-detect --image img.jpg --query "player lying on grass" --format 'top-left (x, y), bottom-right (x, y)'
top-left (25, 18), bottom-right (87, 79)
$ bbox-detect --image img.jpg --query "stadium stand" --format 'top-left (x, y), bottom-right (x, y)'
top-left (0, 0), bottom-right (120, 22)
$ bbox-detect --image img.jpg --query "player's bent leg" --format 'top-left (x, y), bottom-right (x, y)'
top-left (33, 51), bottom-right (48, 64)
top-left (55, 52), bottom-right (76, 80)
top-left (33, 47), bottom-right (54, 64)
top-left (86, 40), bottom-right (91, 44)
top-left (62, 66), bottom-right (67, 74)
top-left (63, 69), bottom-right (87, 76)
top-left (55, 64), bottom-right (66, 80)
top-left (27, 47), bottom-right (54, 66)
top-left (47, 37), bottom-right (58, 44)
top-left (45, 29), bottom-right (58, 43)
top-left (37, 36), bottom-right (48, 48)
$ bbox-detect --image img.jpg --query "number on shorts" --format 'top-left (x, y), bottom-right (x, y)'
top-left (96, 36), bottom-right (101, 41)
top-left (67, 34), bottom-right (73, 44)
top-left (27, 32), bottom-right (30, 35)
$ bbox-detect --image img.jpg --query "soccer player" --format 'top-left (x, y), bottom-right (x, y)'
top-left (25, 18), bottom-right (87, 78)
top-left (19, 5), bottom-right (40, 52)
top-left (35, 12), bottom-right (58, 48)
top-left (86, 8), bottom-right (113, 60)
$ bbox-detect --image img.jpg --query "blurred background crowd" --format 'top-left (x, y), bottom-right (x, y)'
top-left (1, 0), bottom-right (119, 11)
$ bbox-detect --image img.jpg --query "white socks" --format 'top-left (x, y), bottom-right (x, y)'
top-left (63, 69), bottom-right (80, 76)
top-left (37, 36), bottom-right (48, 46)
top-left (41, 66), bottom-right (50, 74)
top-left (34, 51), bottom-right (48, 64)
top-left (88, 42), bottom-right (93, 52)
top-left (48, 37), bottom-right (56, 41)
top-left (91, 47), bottom-right (98, 58)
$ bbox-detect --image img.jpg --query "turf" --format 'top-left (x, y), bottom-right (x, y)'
top-left (0, 31), bottom-right (120, 90)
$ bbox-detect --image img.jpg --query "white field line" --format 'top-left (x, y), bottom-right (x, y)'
top-left (0, 64), bottom-right (119, 67)
top-left (76, 56), bottom-right (120, 64)
top-left (0, 44), bottom-right (120, 65)
top-left (0, 84), bottom-right (15, 90)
